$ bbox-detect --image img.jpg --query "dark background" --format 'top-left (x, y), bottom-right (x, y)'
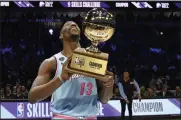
top-left (0, 2), bottom-right (180, 119)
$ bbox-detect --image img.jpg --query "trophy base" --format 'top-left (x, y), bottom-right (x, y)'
top-left (86, 45), bottom-right (101, 53)
top-left (65, 47), bottom-right (112, 81)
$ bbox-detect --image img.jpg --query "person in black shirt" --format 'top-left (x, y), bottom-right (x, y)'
top-left (116, 72), bottom-right (141, 120)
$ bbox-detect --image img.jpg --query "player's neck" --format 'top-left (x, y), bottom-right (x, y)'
top-left (62, 41), bottom-right (79, 57)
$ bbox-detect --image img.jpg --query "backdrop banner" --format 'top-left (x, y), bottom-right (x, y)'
top-left (1, 98), bottom-right (180, 119)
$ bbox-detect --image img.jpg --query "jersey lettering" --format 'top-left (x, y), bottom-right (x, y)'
top-left (80, 82), bottom-right (93, 95)
top-left (70, 74), bottom-right (84, 80)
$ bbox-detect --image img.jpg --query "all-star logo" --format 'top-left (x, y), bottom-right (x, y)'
top-left (59, 57), bottom-right (65, 61)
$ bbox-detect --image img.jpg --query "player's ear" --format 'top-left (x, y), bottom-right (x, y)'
top-left (59, 33), bottom-right (63, 40)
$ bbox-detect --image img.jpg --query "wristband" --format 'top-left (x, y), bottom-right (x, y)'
top-left (58, 76), bottom-right (64, 84)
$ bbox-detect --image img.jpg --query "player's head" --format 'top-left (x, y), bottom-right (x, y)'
top-left (123, 72), bottom-right (130, 82)
top-left (59, 21), bottom-right (80, 43)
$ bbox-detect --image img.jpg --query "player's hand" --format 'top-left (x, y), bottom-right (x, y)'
top-left (100, 71), bottom-right (114, 87)
top-left (60, 56), bottom-right (73, 81)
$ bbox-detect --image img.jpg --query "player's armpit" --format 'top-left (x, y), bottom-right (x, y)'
top-left (28, 57), bottom-right (61, 104)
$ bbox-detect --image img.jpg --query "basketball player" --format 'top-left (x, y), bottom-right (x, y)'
top-left (28, 21), bottom-right (114, 119)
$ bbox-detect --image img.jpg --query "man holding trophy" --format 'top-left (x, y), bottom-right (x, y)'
top-left (28, 8), bottom-right (115, 119)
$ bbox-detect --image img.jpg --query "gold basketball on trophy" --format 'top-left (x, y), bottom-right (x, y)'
top-left (66, 8), bottom-right (115, 80)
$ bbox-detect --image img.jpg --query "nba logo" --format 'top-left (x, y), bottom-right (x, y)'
top-left (75, 57), bottom-right (80, 64)
top-left (17, 103), bottom-right (24, 117)
top-left (75, 57), bottom-right (85, 67)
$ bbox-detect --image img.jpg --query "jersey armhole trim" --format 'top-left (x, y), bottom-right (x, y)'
top-left (52, 56), bottom-right (59, 80)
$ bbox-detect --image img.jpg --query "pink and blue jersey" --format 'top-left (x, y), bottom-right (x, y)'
top-left (50, 52), bottom-right (98, 119)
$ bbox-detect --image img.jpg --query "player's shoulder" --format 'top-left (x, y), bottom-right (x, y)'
top-left (45, 52), bottom-right (63, 63)
top-left (53, 52), bottom-right (64, 59)
top-left (40, 56), bottom-right (57, 71)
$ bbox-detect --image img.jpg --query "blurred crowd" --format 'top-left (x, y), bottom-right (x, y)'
top-left (1, 81), bottom-right (29, 99)
top-left (113, 84), bottom-right (181, 99)
top-left (1, 10), bottom-right (180, 100)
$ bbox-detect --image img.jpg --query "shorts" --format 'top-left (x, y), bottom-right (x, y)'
top-left (52, 113), bottom-right (97, 120)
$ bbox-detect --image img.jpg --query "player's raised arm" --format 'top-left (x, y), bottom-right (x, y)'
top-left (28, 57), bottom-right (63, 104)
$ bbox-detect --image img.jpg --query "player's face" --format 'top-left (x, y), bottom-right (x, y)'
top-left (61, 21), bottom-right (80, 42)
top-left (123, 72), bottom-right (129, 82)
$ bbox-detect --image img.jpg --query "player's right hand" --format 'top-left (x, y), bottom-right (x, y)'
top-left (60, 56), bottom-right (73, 81)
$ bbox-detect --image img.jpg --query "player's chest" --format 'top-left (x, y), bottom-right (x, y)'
top-left (67, 75), bottom-right (97, 96)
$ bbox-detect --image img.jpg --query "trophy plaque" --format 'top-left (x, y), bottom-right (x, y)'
top-left (66, 8), bottom-right (115, 80)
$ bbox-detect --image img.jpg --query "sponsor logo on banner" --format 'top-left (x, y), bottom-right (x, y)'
top-left (17, 103), bottom-right (24, 117)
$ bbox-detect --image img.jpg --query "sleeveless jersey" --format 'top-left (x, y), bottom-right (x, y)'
top-left (50, 52), bottom-right (98, 117)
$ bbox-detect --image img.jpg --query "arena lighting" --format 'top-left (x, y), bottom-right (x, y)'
top-left (160, 32), bottom-right (163, 35)
top-left (49, 29), bottom-right (53, 35)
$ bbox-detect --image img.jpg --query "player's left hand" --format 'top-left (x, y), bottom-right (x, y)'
top-left (100, 71), bottom-right (114, 88)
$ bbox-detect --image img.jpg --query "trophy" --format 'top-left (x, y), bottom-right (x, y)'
top-left (66, 8), bottom-right (115, 80)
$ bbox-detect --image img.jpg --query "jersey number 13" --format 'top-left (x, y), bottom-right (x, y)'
top-left (80, 82), bottom-right (93, 95)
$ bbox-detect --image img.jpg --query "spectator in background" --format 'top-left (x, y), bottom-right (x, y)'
top-left (156, 76), bottom-right (164, 89)
top-left (153, 87), bottom-right (160, 95)
top-left (117, 71), bottom-right (141, 120)
top-left (21, 86), bottom-right (28, 99)
top-left (174, 86), bottom-right (181, 97)
top-left (15, 80), bottom-right (21, 89)
top-left (157, 85), bottom-right (171, 97)
top-left (140, 86), bottom-right (146, 97)
top-left (12, 86), bottom-right (17, 99)
top-left (149, 75), bottom-right (157, 89)
top-left (1, 88), bottom-right (5, 99)
top-left (26, 79), bottom-right (32, 90)
top-left (16, 87), bottom-right (23, 99)
top-left (144, 88), bottom-right (156, 98)
top-left (5, 85), bottom-right (12, 99)
top-left (156, 84), bottom-right (162, 91)
top-left (164, 75), bottom-right (170, 87)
